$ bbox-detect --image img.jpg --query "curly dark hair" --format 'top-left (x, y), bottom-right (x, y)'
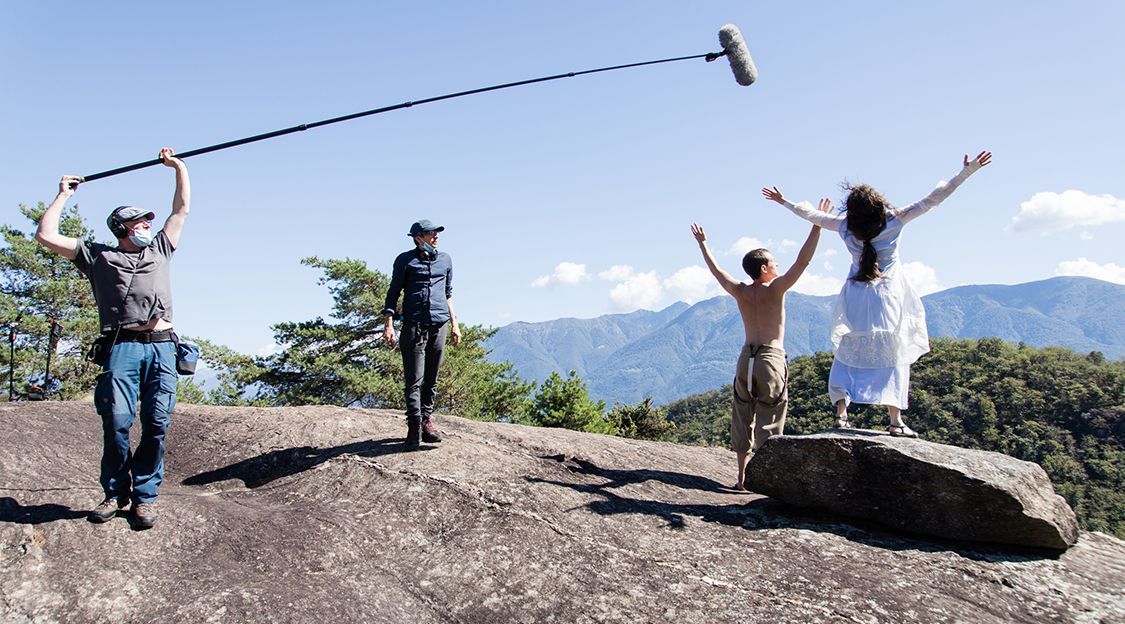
top-left (842, 183), bottom-right (893, 282)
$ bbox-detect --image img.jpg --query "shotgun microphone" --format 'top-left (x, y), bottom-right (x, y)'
top-left (718, 24), bottom-right (757, 86)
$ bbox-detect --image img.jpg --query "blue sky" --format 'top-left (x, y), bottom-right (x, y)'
top-left (2, 1), bottom-right (1123, 358)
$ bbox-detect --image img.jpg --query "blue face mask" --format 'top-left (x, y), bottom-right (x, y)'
top-left (422, 242), bottom-right (436, 255)
top-left (129, 228), bottom-right (154, 248)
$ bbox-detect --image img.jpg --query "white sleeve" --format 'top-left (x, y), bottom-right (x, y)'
top-left (782, 200), bottom-right (845, 231)
top-left (898, 161), bottom-right (982, 225)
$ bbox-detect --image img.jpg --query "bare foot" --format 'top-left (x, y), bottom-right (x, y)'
top-left (732, 482), bottom-right (747, 492)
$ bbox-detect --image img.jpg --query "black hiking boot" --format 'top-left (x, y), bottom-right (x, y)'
top-left (405, 419), bottom-right (421, 451)
top-left (421, 417), bottom-right (443, 444)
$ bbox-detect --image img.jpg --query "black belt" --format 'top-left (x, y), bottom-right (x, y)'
top-left (109, 330), bottom-right (175, 344)
top-left (403, 318), bottom-right (446, 329)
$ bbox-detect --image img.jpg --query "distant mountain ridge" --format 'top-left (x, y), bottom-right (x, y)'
top-left (485, 276), bottom-right (1125, 405)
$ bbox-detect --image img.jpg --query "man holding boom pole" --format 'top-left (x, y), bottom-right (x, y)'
top-left (36, 148), bottom-right (189, 528)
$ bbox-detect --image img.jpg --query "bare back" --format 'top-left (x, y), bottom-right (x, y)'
top-left (731, 281), bottom-right (787, 348)
top-left (691, 220), bottom-right (820, 352)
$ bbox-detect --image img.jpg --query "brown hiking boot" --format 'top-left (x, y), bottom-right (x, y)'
top-left (89, 497), bottom-right (125, 523)
top-left (421, 417), bottom-right (443, 444)
top-left (131, 501), bottom-right (157, 529)
top-left (405, 420), bottom-right (421, 451)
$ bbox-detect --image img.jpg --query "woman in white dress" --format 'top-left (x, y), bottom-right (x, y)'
top-left (762, 151), bottom-right (991, 437)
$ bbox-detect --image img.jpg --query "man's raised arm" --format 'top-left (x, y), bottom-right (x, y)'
top-left (691, 223), bottom-right (741, 296)
top-left (159, 148), bottom-right (190, 248)
top-left (770, 199), bottom-right (830, 292)
top-left (34, 176), bottom-right (81, 260)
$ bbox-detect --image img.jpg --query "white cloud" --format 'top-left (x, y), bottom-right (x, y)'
top-left (600, 264), bottom-right (724, 311)
top-left (663, 265), bottom-right (722, 303)
top-left (819, 249), bottom-right (838, 272)
top-left (1008, 190), bottom-right (1125, 233)
top-left (531, 262), bottom-right (590, 289)
top-left (726, 237), bottom-right (766, 256)
top-left (598, 265), bottom-right (636, 281)
top-left (790, 272), bottom-right (843, 296)
top-left (606, 270), bottom-right (663, 313)
top-left (1055, 258), bottom-right (1125, 285)
top-left (725, 237), bottom-right (797, 257)
top-left (1081, 231), bottom-right (1094, 240)
top-left (773, 239), bottom-right (799, 254)
top-left (902, 261), bottom-right (943, 296)
top-left (257, 343), bottom-right (285, 357)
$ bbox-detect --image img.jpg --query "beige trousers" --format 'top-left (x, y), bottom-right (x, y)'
top-left (731, 344), bottom-right (788, 453)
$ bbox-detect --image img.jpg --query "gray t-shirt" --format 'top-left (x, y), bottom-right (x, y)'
top-left (72, 230), bottom-right (175, 332)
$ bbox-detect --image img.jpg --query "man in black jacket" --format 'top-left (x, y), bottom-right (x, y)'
top-left (382, 220), bottom-right (462, 450)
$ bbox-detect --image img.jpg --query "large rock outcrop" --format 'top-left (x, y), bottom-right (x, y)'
top-left (744, 429), bottom-right (1080, 549)
top-left (2, 402), bottom-right (1123, 623)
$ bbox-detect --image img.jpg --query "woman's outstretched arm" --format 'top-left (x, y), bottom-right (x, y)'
top-left (762, 186), bottom-right (844, 231)
top-left (898, 151), bottom-right (992, 225)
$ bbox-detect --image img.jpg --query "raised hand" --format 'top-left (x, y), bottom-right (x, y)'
top-left (59, 175), bottom-right (80, 197)
top-left (762, 186), bottom-right (785, 205)
top-left (965, 151), bottom-right (992, 168)
top-left (159, 147), bottom-right (184, 168)
top-left (691, 223), bottom-right (706, 244)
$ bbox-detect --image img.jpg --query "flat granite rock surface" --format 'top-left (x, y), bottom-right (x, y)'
top-left (2, 401), bottom-right (1124, 623)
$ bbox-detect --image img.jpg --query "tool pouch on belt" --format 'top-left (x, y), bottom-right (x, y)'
top-left (174, 335), bottom-right (200, 375)
top-left (86, 334), bottom-right (113, 367)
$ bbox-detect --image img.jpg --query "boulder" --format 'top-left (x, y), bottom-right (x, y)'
top-left (744, 429), bottom-right (1080, 549)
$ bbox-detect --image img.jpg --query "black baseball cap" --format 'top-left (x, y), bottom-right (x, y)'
top-left (409, 219), bottom-right (445, 237)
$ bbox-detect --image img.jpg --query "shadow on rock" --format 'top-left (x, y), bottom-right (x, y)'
top-left (0, 497), bottom-right (87, 524)
top-left (528, 476), bottom-right (701, 530)
top-left (182, 437), bottom-right (423, 488)
top-left (531, 458), bottom-right (1060, 563)
top-left (541, 454), bottom-right (729, 494)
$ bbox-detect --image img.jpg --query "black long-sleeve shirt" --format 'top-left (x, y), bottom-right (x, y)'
top-left (382, 248), bottom-right (453, 326)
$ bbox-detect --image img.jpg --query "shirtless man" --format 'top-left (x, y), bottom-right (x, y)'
top-left (691, 202), bottom-right (825, 490)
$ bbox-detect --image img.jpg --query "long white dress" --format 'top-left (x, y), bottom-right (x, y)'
top-left (783, 161), bottom-right (982, 409)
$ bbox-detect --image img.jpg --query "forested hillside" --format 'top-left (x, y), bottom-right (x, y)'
top-left (661, 338), bottom-right (1125, 539)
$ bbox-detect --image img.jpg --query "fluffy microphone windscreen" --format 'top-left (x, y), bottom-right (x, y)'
top-left (719, 24), bottom-right (757, 86)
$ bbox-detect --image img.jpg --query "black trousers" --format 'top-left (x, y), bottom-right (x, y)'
top-left (399, 320), bottom-right (448, 422)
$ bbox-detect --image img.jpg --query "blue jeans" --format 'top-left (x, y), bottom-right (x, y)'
top-left (399, 321), bottom-right (447, 422)
top-left (93, 340), bottom-right (178, 503)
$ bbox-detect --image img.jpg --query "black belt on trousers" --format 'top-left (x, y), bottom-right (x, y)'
top-left (109, 330), bottom-right (175, 344)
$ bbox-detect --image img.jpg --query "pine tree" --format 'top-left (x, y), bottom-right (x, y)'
top-left (529, 370), bottom-right (613, 434)
top-left (196, 256), bottom-right (535, 418)
top-left (608, 396), bottom-right (674, 440)
top-left (0, 203), bottom-right (100, 399)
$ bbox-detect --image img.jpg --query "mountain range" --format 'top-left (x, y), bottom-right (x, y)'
top-left (484, 276), bottom-right (1125, 405)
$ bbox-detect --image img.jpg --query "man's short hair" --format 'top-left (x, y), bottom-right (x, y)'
top-left (742, 249), bottom-right (771, 279)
